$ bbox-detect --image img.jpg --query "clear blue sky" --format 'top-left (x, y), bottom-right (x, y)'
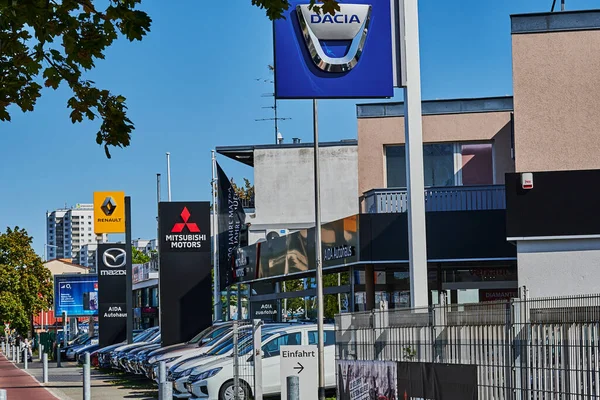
top-left (0, 0), bottom-right (595, 256)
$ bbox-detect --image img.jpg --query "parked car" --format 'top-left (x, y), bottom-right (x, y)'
top-left (65, 335), bottom-right (98, 360)
top-left (169, 324), bottom-right (295, 399)
top-left (96, 327), bottom-right (159, 368)
top-left (184, 324), bottom-right (337, 400)
top-left (142, 322), bottom-right (235, 378)
top-left (76, 343), bottom-right (100, 364)
top-left (111, 331), bottom-right (161, 369)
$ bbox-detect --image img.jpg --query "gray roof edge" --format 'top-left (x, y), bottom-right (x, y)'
top-left (357, 96), bottom-right (513, 118)
top-left (511, 9), bottom-right (600, 34)
top-left (216, 139), bottom-right (358, 154)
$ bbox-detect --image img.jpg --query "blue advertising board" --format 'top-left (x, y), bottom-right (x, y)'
top-left (53, 274), bottom-right (98, 317)
top-left (274, 0), bottom-right (393, 99)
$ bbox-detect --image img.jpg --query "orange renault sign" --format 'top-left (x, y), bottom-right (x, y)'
top-left (93, 191), bottom-right (125, 234)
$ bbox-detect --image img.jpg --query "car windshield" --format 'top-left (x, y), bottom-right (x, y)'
top-left (134, 329), bottom-right (157, 343)
top-left (73, 334), bottom-right (89, 345)
top-left (239, 332), bottom-right (276, 356)
top-left (195, 325), bottom-right (233, 347)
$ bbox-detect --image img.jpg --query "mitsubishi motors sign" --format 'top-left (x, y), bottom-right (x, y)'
top-left (162, 206), bottom-right (209, 251)
top-left (158, 201), bottom-right (211, 346)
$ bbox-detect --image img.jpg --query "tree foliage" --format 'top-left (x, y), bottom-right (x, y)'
top-left (230, 178), bottom-right (255, 202)
top-left (253, 0), bottom-right (340, 20)
top-left (0, 227), bottom-right (52, 335)
top-left (0, 0), bottom-right (151, 158)
top-left (131, 246), bottom-right (150, 264)
top-left (1, 1), bottom-right (340, 157)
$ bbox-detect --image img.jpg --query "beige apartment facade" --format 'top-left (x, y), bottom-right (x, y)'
top-left (356, 9), bottom-right (600, 301)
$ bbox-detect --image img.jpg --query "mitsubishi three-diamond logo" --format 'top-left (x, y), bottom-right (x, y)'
top-left (101, 197), bottom-right (117, 216)
top-left (171, 207), bottom-right (200, 233)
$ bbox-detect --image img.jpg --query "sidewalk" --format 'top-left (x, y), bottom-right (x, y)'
top-left (0, 353), bottom-right (57, 400)
top-left (1, 352), bottom-right (158, 399)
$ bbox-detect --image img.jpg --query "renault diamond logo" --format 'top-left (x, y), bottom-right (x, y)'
top-left (103, 248), bottom-right (126, 268)
top-left (297, 4), bottom-right (372, 72)
top-left (101, 197), bottom-right (117, 216)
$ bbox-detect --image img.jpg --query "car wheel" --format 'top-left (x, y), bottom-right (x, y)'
top-left (219, 380), bottom-right (251, 400)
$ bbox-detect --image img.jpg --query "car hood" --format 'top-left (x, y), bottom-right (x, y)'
top-left (174, 353), bottom-right (229, 373)
top-left (114, 342), bottom-right (150, 352)
top-left (148, 343), bottom-right (190, 357)
top-left (155, 346), bottom-right (204, 361)
top-left (97, 343), bottom-right (126, 354)
top-left (188, 356), bottom-right (234, 373)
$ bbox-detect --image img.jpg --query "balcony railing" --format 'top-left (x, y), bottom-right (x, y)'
top-left (364, 185), bottom-right (506, 213)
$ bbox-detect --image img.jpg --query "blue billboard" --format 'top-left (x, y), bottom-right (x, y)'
top-left (54, 274), bottom-right (98, 317)
top-left (274, 0), bottom-right (393, 99)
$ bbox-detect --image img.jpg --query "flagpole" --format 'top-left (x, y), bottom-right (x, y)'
top-left (212, 150), bottom-right (222, 321)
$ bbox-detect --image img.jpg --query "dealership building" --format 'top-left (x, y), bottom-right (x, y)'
top-left (217, 9), bottom-right (600, 315)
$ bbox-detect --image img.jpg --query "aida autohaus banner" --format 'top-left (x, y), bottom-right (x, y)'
top-left (158, 202), bottom-right (212, 346)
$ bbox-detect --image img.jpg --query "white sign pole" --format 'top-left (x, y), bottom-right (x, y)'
top-left (402, 0), bottom-right (429, 308)
top-left (280, 345), bottom-right (318, 400)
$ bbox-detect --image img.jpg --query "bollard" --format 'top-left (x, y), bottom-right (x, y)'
top-left (0, 389), bottom-right (7, 400)
top-left (43, 353), bottom-right (48, 383)
top-left (158, 361), bottom-right (172, 400)
top-left (287, 375), bottom-right (300, 400)
top-left (24, 347), bottom-right (28, 369)
top-left (11, 345), bottom-right (15, 362)
top-left (38, 342), bottom-right (43, 362)
top-left (56, 344), bottom-right (61, 368)
top-left (16, 345), bottom-right (20, 364)
top-left (83, 352), bottom-right (91, 400)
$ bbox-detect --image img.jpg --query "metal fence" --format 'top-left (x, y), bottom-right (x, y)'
top-left (335, 291), bottom-right (600, 399)
top-left (230, 320), bottom-right (263, 400)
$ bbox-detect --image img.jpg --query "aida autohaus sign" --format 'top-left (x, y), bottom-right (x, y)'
top-left (160, 203), bottom-right (210, 252)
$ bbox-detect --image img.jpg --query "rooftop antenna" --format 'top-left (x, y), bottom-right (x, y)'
top-left (255, 64), bottom-right (291, 144)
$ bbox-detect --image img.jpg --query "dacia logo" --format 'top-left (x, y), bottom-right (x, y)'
top-left (310, 14), bottom-right (361, 24)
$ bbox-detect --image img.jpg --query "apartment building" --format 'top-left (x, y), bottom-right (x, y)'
top-left (46, 204), bottom-right (107, 265)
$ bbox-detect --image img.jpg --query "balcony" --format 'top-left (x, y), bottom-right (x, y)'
top-left (364, 185), bottom-right (506, 213)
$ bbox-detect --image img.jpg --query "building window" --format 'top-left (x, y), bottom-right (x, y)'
top-left (386, 142), bottom-right (493, 188)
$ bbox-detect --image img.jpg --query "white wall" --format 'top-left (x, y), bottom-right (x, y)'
top-left (517, 238), bottom-right (600, 298)
top-left (250, 144), bottom-right (358, 241)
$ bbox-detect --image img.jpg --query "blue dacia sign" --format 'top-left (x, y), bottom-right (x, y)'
top-left (274, 0), bottom-right (394, 99)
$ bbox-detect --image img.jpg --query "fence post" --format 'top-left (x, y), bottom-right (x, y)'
top-left (253, 319), bottom-right (263, 400)
top-left (286, 375), bottom-right (300, 400)
top-left (83, 352), bottom-right (91, 400)
top-left (433, 293), bottom-right (448, 363)
top-left (232, 320), bottom-right (239, 399)
top-left (0, 389), bottom-right (6, 400)
top-left (43, 353), bottom-right (48, 383)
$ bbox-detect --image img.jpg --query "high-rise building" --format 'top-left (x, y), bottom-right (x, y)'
top-left (46, 203), bottom-right (107, 264)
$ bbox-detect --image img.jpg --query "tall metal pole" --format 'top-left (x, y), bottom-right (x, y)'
top-left (212, 151), bottom-right (222, 321)
top-left (166, 152), bottom-right (172, 201)
top-left (403, 0), bottom-right (428, 308)
top-left (125, 196), bottom-right (134, 343)
top-left (312, 98), bottom-right (325, 400)
top-left (156, 173), bottom-right (162, 328)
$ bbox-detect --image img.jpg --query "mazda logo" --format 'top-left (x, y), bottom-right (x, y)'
top-left (103, 248), bottom-right (126, 268)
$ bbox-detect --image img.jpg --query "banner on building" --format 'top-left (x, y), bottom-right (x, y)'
top-left (93, 191), bottom-right (125, 234)
top-left (97, 243), bottom-right (127, 347)
top-left (159, 201), bottom-right (212, 346)
top-left (337, 360), bottom-right (397, 400)
top-left (217, 163), bottom-right (246, 289)
top-left (396, 362), bottom-right (478, 400)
